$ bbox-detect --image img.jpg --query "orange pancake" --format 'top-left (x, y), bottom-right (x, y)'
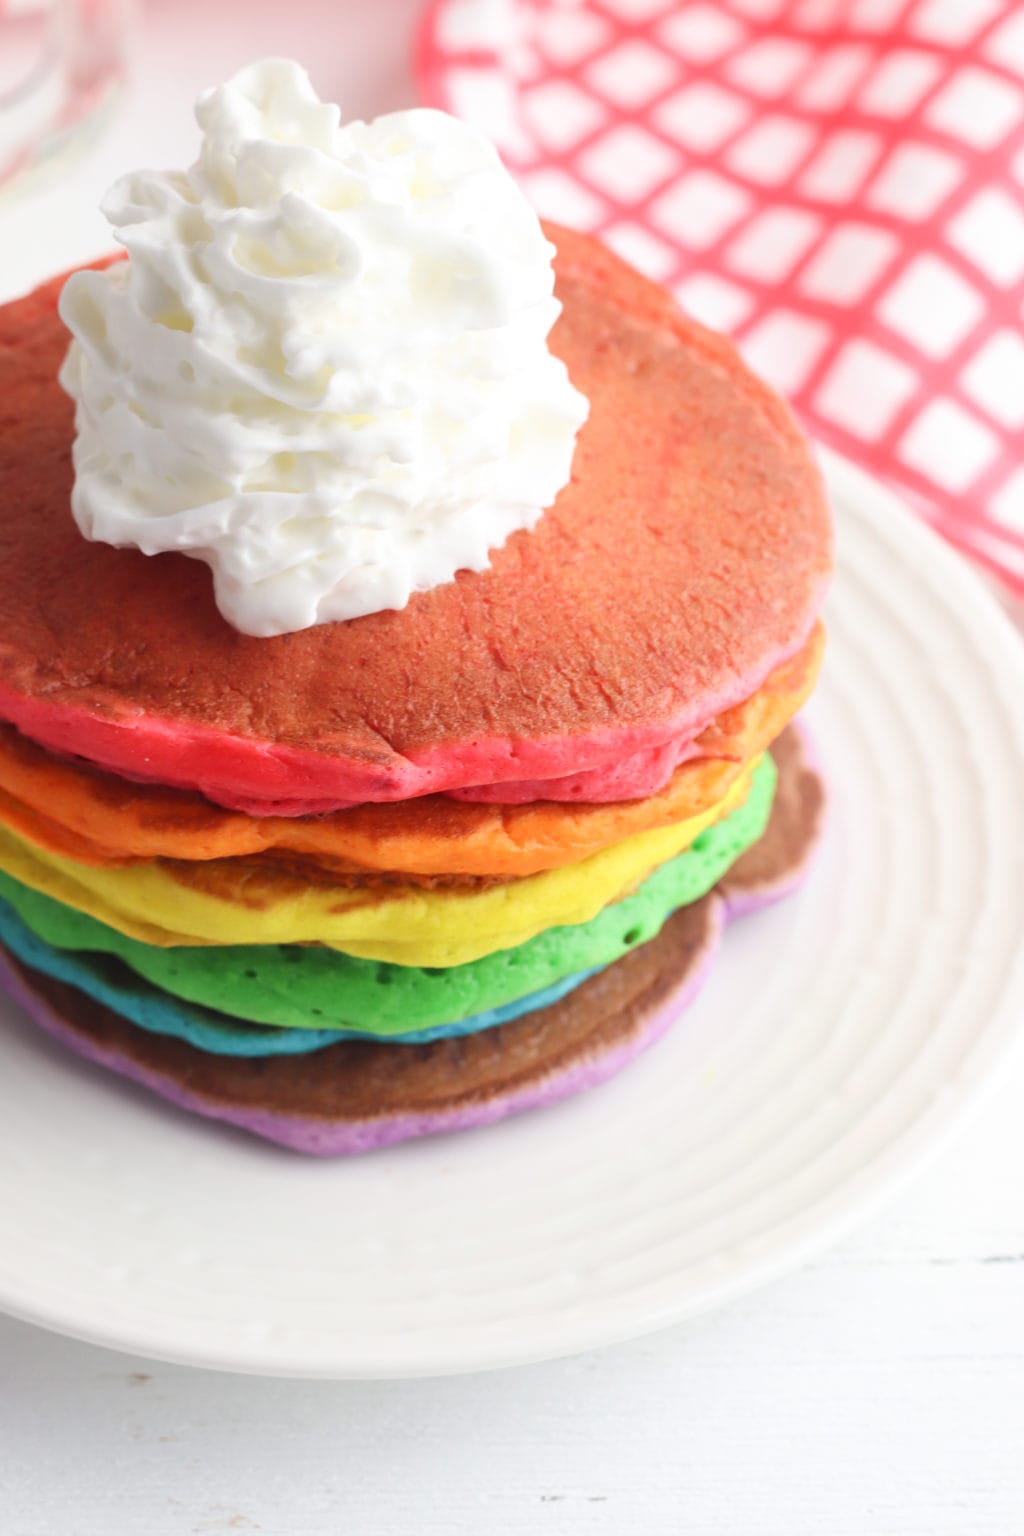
top-left (0, 626), bottom-right (822, 877)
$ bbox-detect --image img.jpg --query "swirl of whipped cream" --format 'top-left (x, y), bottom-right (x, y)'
top-left (58, 59), bottom-right (589, 637)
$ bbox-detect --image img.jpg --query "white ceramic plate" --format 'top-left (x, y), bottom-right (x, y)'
top-left (1, 450), bottom-right (1022, 1378)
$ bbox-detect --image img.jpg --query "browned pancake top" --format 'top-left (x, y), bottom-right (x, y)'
top-left (0, 226), bottom-right (831, 784)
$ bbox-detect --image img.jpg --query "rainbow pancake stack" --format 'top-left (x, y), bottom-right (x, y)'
top-left (0, 69), bottom-right (832, 1156)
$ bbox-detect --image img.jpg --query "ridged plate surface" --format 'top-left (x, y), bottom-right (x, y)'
top-left (0, 450), bottom-right (1022, 1378)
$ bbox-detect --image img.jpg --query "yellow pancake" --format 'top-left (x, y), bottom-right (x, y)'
top-left (0, 768), bottom-right (754, 968)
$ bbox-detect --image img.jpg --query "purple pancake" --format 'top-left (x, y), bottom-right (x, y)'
top-left (0, 731), bottom-right (824, 1155)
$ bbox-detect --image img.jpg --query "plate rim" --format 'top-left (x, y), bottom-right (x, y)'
top-left (1, 446), bottom-right (1024, 1378)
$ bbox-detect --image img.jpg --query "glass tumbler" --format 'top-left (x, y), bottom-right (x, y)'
top-left (0, 0), bottom-right (131, 198)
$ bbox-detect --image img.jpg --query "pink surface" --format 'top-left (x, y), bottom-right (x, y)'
top-left (419, 0), bottom-right (1024, 595)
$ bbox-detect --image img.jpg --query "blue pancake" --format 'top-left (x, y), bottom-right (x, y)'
top-left (0, 894), bottom-right (597, 1056)
top-left (0, 726), bottom-right (827, 1156)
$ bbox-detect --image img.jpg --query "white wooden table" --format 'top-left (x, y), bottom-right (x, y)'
top-left (2, 4), bottom-right (1022, 1530)
top-left (2, 1068), bottom-right (1023, 1534)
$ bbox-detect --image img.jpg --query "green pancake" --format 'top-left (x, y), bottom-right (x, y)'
top-left (0, 754), bottom-right (776, 1035)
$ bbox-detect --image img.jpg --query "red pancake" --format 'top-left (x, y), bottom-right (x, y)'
top-left (0, 226), bottom-right (831, 813)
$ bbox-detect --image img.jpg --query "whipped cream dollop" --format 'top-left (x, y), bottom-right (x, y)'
top-left (58, 59), bottom-right (589, 636)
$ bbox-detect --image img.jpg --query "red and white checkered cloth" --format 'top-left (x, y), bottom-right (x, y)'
top-left (418, 0), bottom-right (1024, 594)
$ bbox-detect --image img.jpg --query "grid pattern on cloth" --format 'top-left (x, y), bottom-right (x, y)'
top-left (417, 0), bottom-right (1024, 593)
